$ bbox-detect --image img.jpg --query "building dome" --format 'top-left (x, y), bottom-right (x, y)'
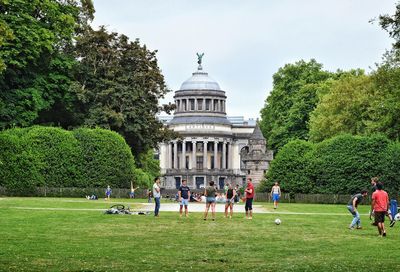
top-left (179, 68), bottom-right (221, 91)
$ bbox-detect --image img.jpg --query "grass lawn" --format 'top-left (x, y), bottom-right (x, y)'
top-left (0, 197), bottom-right (399, 271)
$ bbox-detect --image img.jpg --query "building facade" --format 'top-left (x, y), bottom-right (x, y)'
top-left (158, 60), bottom-right (273, 189)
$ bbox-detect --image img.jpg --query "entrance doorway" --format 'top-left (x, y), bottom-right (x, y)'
top-left (175, 177), bottom-right (181, 189)
top-left (195, 177), bottom-right (205, 189)
top-left (219, 177), bottom-right (226, 190)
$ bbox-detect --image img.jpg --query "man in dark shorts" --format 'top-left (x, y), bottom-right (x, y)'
top-left (245, 178), bottom-right (255, 220)
top-left (347, 189), bottom-right (368, 229)
top-left (371, 182), bottom-right (389, 237)
top-left (178, 179), bottom-right (191, 217)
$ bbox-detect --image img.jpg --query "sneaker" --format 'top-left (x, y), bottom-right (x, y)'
top-left (356, 226), bottom-right (362, 229)
top-left (349, 226), bottom-right (355, 230)
top-left (390, 220), bottom-right (396, 227)
top-left (383, 232), bottom-right (387, 237)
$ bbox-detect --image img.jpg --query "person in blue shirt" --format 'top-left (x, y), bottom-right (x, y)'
top-left (178, 179), bottom-right (191, 217)
top-left (105, 185), bottom-right (112, 201)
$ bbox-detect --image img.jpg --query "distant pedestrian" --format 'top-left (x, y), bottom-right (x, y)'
top-left (153, 177), bottom-right (161, 217)
top-left (270, 182), bottom-right (281, 209)
top-left (234, 184), bottom-right (240, 203)
top-left (371, 182), bottom-right (389, 237)
top-left (203, 180), bottom-right (217, 220)
top-left (130, 186), bottom-right (139, 199)
top-left (225, 183), bottom-right (236, 218)
top-left (178, 179), bottom-right (191, 217)
top-left (147, 189), bottom-right (153, 203)
top-left (347, 189), bottom-right (368, 230)
top-left (370, 177), bottom-right (394, 226)
top-left (245, 178), bottom-right (255, 219)
top-left (105, 185), bottom-right (112, 201)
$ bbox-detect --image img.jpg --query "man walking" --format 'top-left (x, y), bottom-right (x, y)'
top-left (245, 178), bottom-right (255, 219)
top-left (178, 179), bottom-right (191, 217)
top-left (371, 182), bottom-right (389, 237)
top-left (153, 177), bottom-right (161, 217)
top-left (347, 189), bottom-right (368, 230)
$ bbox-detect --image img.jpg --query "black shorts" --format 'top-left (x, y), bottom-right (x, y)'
top-left (374, 211), bottom-right (386, 223)
top-left (245, 198), bottom-right (253, 211)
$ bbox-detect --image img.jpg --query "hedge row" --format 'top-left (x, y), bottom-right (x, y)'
top-left (259, 134), bottom-right (400, 197)
top-left (0, 126), bottom-right (138, 193)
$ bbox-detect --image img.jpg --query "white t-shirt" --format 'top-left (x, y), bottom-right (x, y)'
top-left (153, 183), bottom-right (160, 198)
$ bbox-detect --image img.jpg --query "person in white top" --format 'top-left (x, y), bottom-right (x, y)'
top-left (270, 182), bottom-right (281, 209)
top-left (153, 177), bottom-right (161, 216)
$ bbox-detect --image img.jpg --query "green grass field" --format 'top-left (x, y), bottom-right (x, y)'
top-left (1, 197), bottom-right (399, 272)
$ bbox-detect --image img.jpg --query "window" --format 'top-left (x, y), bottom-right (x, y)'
top-left (196, 156), bottom-right (203, 170)
top-left (206, 99), bottom-right (211, 110)
top-left (190, 99), bottom-right (195, 110)
top-left (198, 99), bottom-right (203, 110)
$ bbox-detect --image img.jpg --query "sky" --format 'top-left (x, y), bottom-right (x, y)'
top-left (92, 0), bottom-right (396, 119)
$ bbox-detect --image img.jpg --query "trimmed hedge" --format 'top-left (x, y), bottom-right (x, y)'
top-left (0, 126), bottom-right (137, 192)
top-left (260, 134), bottom-right (399, 197)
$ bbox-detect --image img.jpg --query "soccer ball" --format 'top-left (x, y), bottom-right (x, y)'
top-left (274, 218), bottom-right (281, 225)
top-left (394, 213), bottom-right (400, 221)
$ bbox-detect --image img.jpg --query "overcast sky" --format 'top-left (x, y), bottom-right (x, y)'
top-left (92, 0), bottom-right (396, 119)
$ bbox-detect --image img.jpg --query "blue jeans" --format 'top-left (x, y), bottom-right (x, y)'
top-left (154, 197), bottom-right (160, 216)
top-left (347, 205), bottom-right (360, 227)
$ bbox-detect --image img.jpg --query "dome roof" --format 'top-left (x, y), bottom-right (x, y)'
top-left (179, 68), bottom-right (221, 91)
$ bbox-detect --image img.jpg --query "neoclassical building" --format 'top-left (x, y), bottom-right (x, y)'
top-left (158, 58), bottom-right (273, 189)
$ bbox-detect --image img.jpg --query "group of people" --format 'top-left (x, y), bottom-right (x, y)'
top-left (347, 177), bottom-right (397, 237)
top-left (150, 177), bottom-right (257, 220)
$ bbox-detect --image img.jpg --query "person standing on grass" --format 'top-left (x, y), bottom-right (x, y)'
top-left (370, 177), bottom-right (395, 227)
top-left (153, 177), bottom-right (161, 217)
top-left (347, 189), bottom-right (368, 230)
top-left (225, 183), bottom-right (236, 218)
top-left (178, 179), bottom-right (191, 217)
top-left (105, 185), bottom-right (112, 201)
top-left (245, 178), bottom-right (255, 219)
top-left (270, 182), bottom-right (281, 209)
top-left (371, 182), bottom-right (389, 237)
top-left (203, 180), bottom-right (217, 221)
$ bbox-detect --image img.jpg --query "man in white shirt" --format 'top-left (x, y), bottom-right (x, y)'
top-left (153, 177), bottom-right (161, 216)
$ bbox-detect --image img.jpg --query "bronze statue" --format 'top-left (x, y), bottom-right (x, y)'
top-left (196, 53), bottom-right (204, 65)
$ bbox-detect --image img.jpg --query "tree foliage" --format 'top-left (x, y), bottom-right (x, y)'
top-left (308, 73), bottom-right (373, 142)
top-left (0, 0), bottom-right (94, 129)
top-left (71, 26), bottom-right (176, 156)
top-left (260, 59), bottom-right (333, 152)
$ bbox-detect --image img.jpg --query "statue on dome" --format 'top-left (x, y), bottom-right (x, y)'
top-left (196, 52), bottom-right (204, 65)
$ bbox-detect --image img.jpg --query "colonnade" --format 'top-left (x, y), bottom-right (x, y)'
top-left (167, 138), bottom-right (232, 170)
top-left (175, 98), bottom-right (226, 112)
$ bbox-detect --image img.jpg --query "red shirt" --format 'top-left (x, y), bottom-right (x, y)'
top-left (372, 190), bottom-right (389, 212)
top-left (246, 182), bottom-right (255, 199)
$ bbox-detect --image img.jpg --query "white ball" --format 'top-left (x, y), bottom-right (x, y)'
top-left (274, 218), bottom-right (281, 225)
top-left (395, 213), bottom-right (400, 221)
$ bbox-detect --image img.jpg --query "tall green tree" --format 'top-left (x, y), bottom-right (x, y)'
top-left (0, 0), bottom-right (94, 129)
top-left (260, 59), bottom-right (333, 152)
top-left (71, 26), bottom-right (176, 157)
top-left (308, 73), bottom-right (373, 142)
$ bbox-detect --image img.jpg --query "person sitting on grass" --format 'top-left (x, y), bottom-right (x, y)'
top-left (347, 189), bottom-right (368, 230)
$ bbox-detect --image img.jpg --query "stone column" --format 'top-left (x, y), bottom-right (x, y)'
top-left (194, 98), bottom-right (198, 111)
top-left (181, 140), bottom-right (186, 169)
top-left (191, 140), bottom-right (196, 170)
top-left (203, 140), bottom-right (208, 169)
top-left (168, 142), bottom-right (172, 169)
top-left (173, 141), bottom-right (178, 169)
top-left (203, 99), bottom-right (206, 111)
top-left (222, 140), bottom-right (227, 169)
top-left (227, 141), bottom-right (232, 169)
top-left (214, 140), bottom-right (218, 169)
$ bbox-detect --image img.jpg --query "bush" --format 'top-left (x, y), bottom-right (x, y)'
top-left (0, 126), bottom-right (138, 192)
top-left (262, 134), bottom-right (398, 195)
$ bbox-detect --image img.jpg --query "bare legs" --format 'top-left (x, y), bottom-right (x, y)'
top-left (180, 205), bottom-right (188, 217)
top-left (204, 202), bottom-right (215, 220)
